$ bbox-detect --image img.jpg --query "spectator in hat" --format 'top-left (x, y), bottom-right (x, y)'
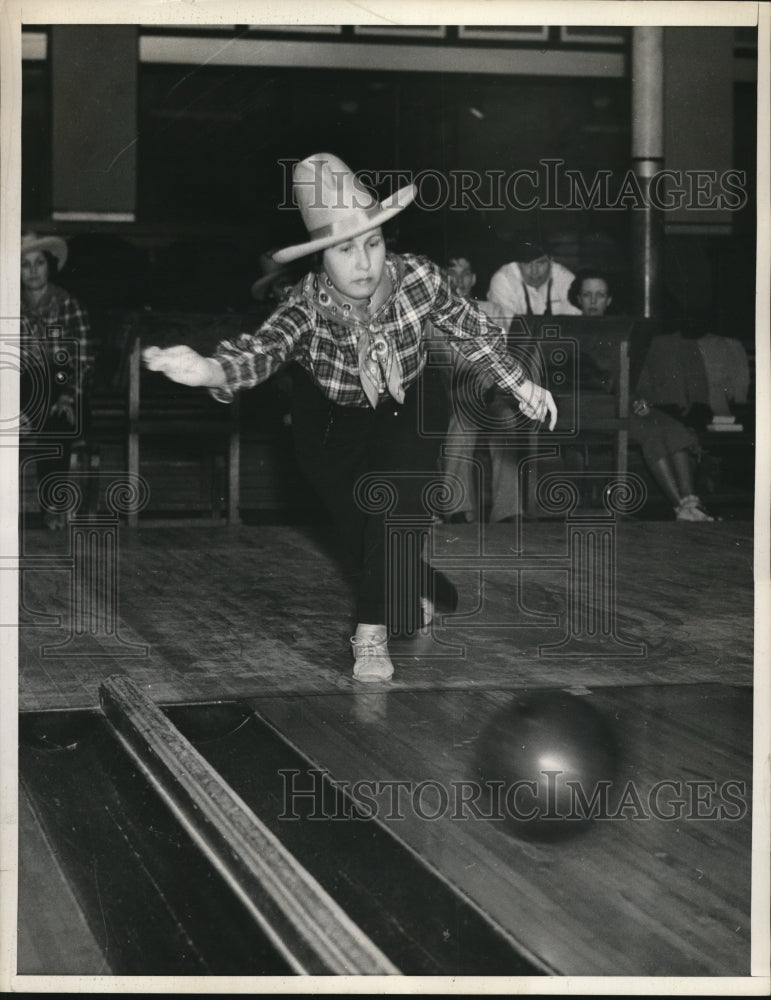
top-left (144, 153), bottom-right (557, 684)
top-left (20, 232), bottom-right (94, 529)
top-left (487, 238), bottom-right (581, 329)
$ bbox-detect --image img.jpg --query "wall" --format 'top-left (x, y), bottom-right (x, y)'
top-left (20, 23), bottom-right (758, 335)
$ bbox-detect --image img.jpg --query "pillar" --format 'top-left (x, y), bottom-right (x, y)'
top-left (631, 27), bottom-right (664, 318)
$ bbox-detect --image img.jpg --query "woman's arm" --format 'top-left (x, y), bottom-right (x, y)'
top-left (424, 259), bottom-right (557, 429)
top-left (143, 304), bottom-right (309, 400)
top-left (143, 345), bottom-right (227, 387)
top-left (62, 294), bottom-right (95, 395)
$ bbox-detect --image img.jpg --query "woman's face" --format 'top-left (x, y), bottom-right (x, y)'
top-left (21, 250), bottom-right (50, 293)
top-left (322, 228), bottom-right (386, 301)
top-left (578, 277), bottom-right (612, 316)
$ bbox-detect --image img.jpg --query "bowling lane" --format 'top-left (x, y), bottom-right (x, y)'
top-left (17, 786), bottom-right (108, 974)
top-left (245, 683), bottom-right (752, 976)
top-left (18, 697), bottom-right (542, 976)
top-left (17, 520), bottom-right (754, 713)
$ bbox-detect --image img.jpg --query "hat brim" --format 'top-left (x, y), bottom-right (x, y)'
top-left (272, 184), bottom-right (416, 265)
top-left (20, 235), bottom-right (68, 269)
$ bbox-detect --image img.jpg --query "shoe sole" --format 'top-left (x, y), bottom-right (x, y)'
top-left (353, 668), bottom-right (394, 683)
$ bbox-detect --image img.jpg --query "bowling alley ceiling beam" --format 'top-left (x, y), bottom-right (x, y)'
top-left (138, 36), bottom-right (627, 77)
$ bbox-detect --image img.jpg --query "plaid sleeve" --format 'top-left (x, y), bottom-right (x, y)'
top-left (210, 303), bottom-right (310, 403)
top-left (417, 257), bottom-right (527, 394)
top-left (62, 295), bottom-right (94, 395)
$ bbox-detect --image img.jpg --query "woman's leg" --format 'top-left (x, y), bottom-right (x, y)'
top-left (648, 455), bottom-right (683, 506)
top-left (646, 450), bottom-right (715, 520)
top-left (441, 411), bottom-right (478, 521)
top-left (632, 410), bottom-right (713, 520)
top-left (367, 373), bottom-right (456, 629)
top-left (36, 414), bottom-right (73, 528)
top-left (291, 366), bottom-right (455, 631)
top-left (488, 439), bottom-right (521, 523)
top-left (290, 366), bottom-right (375, 615)
top-left (670, 448), bottom-right (697, 499)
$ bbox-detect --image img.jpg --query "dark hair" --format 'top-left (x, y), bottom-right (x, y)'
top-left (27, 250), bottom-right (59, 281)
top-left (444, 250), bottom-right (476, 271)
top-left (310, 223), bottom-right (394, 274)
top-left (21, 249), bottom-right (59, 288)
top-left (568, 268), bottom-right (612, 310)
top-left (511, 238), bottom-right (551, 264)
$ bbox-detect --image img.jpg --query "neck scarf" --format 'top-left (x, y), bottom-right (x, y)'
top-left (356, 325), bottom-right (405, 408)
top-left (307, 264), bottom-right (405, 408)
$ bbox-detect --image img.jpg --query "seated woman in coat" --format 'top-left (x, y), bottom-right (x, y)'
top-left (568, 269), bottom-right (715, 523)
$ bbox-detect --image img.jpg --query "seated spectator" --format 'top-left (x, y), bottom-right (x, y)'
top-left (569, 268), bottom-right (615, 317)
top-left (487, 237), bottom-right (582, 329)
top-left (633, 317), bottom-right (712, 431)
top-left (567, 271), bottom-right (716, 522)
top-left (250, 251), bottom-right (304, 311)
top-left (20, 232), bottom-right (95, 529)
top-left (694, 330), bottom-right (750, 418)
top-left (441, 252), bottom-right (531, 524)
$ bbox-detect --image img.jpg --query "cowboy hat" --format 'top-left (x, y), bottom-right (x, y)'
top-left (20, 232), bottom-right (68, 269)
top-left (272, 153), bottom-right (416, 265)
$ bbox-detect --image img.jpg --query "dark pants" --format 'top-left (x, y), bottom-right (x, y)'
top-left (36, 413), bottom-right (74, 483)
top-left (290, 365), bottom-right (451, 629)
top-left (35, 395), bottom-right (93, 514)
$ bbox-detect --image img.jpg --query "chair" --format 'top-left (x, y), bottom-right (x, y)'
top-left (81, 310), bottom-right (241, 526)
top-left (131, 312), bottom-right (242, 526)
top-left (516, 316), bottom-right (643, 515)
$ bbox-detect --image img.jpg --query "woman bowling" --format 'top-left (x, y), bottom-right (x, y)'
top-left (144, 153), bottom-right (557, 683)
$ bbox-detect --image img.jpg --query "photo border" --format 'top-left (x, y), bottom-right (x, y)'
top-left (1, 1), bottom-right (768, 995)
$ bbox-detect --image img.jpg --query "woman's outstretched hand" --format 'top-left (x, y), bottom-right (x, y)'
top-left (513, 378), bottom-right (558, 431)
top-left (142, 345), bottom-right (226, 389)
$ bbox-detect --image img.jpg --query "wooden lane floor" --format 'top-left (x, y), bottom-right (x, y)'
top-left (244, 682), bottom-right (752, 977)
top-left (17, 519), bottom-right (754, 712)
top-left (14, 517), bottom-right (757, 976)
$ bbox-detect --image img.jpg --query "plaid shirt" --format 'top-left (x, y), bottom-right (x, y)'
top-left (212, 253), bottom-right (527, 407)
top-left (20, 283), bottom-right (94, 402)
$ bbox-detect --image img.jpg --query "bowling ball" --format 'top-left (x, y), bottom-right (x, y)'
top-left (474, 691), bottom-right (619, 841)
